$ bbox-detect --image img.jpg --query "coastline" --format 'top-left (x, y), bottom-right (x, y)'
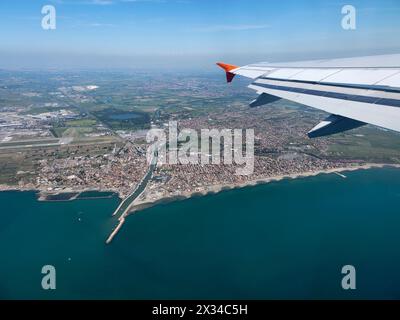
top-left (103, 162), bottom-right (400, 244)
top-left (1, 163), bottom-right (399, 207)
top-left (2, 163), bottom-right (398, 201)
top-left (2, 163), bottom-right (400, 244)
top-left (125, 163), bottom-right (400, 216)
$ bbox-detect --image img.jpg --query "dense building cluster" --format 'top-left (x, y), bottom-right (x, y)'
top-left (36, 143), bottom-right (148, 197)
top-left (135, 105), bottom-right (355, 204)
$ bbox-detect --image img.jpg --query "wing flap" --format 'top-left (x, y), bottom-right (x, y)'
top-left (307, 115), bottom-right (366, 138)
top-left (248, 83), bottom-right (400, 133)
top-left (249, 93), bottom-right (281, 108)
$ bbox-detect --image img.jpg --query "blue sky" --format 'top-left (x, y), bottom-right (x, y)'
top-left (1, 0), bottom-right (400, 69)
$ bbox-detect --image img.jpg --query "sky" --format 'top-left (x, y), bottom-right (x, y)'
top-left (1, 0), bottom-right (400, 69)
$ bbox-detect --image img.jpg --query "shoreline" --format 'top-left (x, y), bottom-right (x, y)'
top-left (0, 163), bottom-right (400, 199)
top-left (1, 163), bottom-right (400, 244)
top-left (103, 163), bottom-right (400, 244)
top-left (125, 163), bottom-right (400, 216)
top-left (1, 163), bottom-right (399, 205)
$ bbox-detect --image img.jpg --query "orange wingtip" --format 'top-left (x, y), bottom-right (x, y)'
top-left (216, 62), bottom-right (239, 83)
top-left (216, 62), bottom-right (238, 72)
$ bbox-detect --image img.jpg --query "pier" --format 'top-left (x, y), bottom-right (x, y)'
top-left (106, 159), bottom-right (157, 244)
top-left (334, 172), bottom-right (347, 179)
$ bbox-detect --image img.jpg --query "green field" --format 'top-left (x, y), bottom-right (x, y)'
top-left (326, 127), bottom-right (400, 163)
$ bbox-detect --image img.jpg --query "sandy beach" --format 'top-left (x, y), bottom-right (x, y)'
top-left (101, 162), bottom-right (400, 244)
top-left (126, 163), bottom-right (400, 216)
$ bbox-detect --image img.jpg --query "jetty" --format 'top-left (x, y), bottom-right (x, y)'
top-left (106, 159), bottom-right (157, 244)
top-left (334, 172), bottom-right (347, 179)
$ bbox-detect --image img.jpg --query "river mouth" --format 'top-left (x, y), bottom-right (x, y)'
top-left (112, 162), bottom-right (156, 218)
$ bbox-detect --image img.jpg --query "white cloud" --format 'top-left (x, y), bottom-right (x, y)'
top-left (91, 0), bottom-right (114, 4)
top-left (88, 22), bottom-right (115, 27)
top-left (121, 0), bottom-right (166, 3)
top-left (192, 24), bottom-right (269, 32)
top-left (50, 0), bottom-right (115, 5)
top-left (52, 0), bottom-right (186, 4)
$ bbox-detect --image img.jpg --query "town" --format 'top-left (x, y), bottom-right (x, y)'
top-left (1, 69), bottom-right (399, 208)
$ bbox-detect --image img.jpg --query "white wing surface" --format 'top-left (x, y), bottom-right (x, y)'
top-left (217, 54), bottom-right (400, 137)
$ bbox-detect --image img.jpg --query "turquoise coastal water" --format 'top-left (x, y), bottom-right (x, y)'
top-left (1, 168), bottom-right (400, 299)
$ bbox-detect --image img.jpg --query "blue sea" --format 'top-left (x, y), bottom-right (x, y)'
top-left (1, 167), bottom-right (400, 299)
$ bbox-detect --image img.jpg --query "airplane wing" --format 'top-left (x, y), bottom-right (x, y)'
top-left (217, 54), bottom-right (400, 138)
